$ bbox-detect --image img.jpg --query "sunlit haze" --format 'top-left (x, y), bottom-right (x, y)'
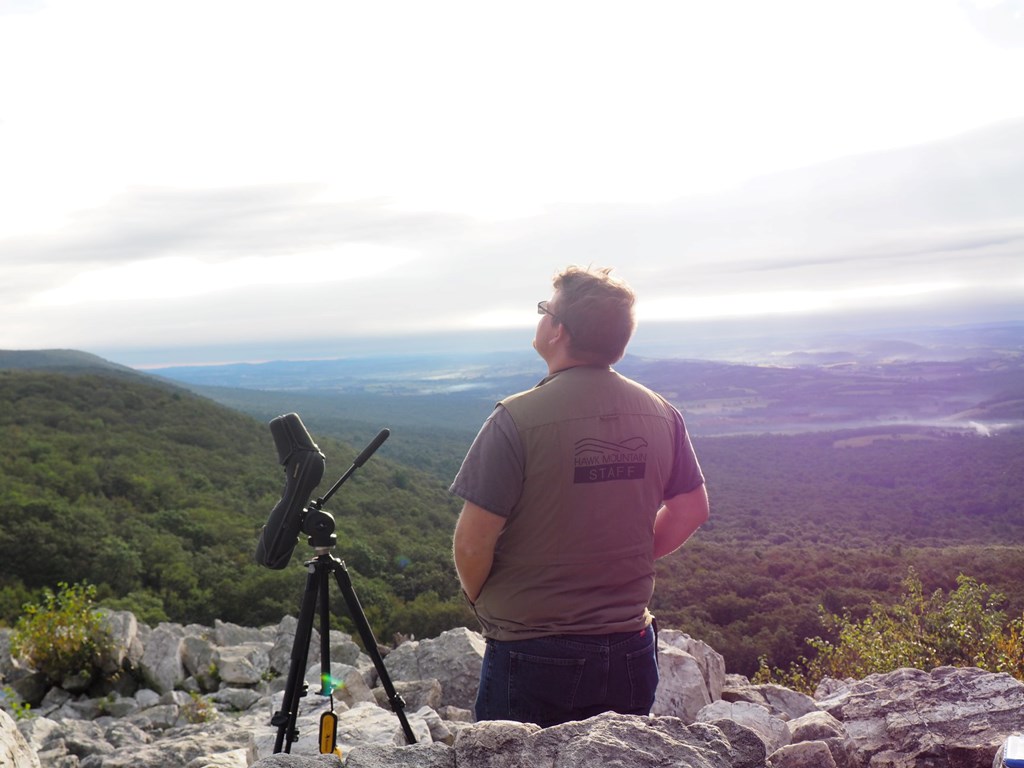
top-left (1, 0), bottom-right (1022, 366)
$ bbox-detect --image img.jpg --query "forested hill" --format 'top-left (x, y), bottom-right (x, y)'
top-left (4, 350), bottom-right (1024, 678)
top-left (0, 353), bottom-right (468, 639)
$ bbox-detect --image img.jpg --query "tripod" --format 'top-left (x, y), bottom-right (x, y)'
top-left (271, 431), bottom-right (416, 753)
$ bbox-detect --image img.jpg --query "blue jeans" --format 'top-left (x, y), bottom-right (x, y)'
top-left (474, 625), bottom-right (658, 727)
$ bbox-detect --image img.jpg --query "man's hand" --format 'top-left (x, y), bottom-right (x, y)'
top-left (653, 484), bottom-right (709, 559)
top-left (453, 501), bottom-right (507, 603)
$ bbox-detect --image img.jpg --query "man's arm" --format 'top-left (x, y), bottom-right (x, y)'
top-left (452, 501), bottom-right (507, 602)
top-left (653, 484), bottom-right (709, 559)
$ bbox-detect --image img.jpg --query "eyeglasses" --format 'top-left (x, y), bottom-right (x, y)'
top-left (537, 300), bottom-right (569, 332)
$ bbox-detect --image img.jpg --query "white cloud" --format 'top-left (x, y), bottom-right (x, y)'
top-left (29, 245), bottom-right (421, 307)
top-left (1, 0), bottom-right (1023, 361)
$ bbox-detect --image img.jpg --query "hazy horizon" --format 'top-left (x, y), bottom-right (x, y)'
top-left (114, 308), bottom-right (1022, 371)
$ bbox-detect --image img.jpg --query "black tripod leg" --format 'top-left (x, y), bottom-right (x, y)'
top-left (330, 558), bottom-right (417, 744)
top-left (272, 560), bottom-right (321, 753)
top-left (318, 565), bottom-right (333, 695)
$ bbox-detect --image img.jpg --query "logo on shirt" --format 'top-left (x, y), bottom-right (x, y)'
top-left (573, 437), bottom-right (648, 483)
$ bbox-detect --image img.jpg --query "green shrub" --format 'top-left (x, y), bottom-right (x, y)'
top-left (10, 582), bottom-right (109, 686)
top-left (755, 569), bottom-right (1024, 693)
top-left (0, 686), bottom-right (33, 720)
top-left (181, 692), bottom-right (217, 723)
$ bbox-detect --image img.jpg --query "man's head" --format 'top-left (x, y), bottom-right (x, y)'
top-left (536, 265), bottom-right (636, 367)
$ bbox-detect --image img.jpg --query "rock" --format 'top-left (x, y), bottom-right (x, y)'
top-left (412, 706), bottom-right (454, 745)
top-left (709, 718), bottom-right (769, 768)
top-left (0, 628), bottom-right (16, 680)
top-left (818, 666), bottom-right (1024, 768)
top-left (382, 628), bottom-right (485, 711)
top-left (788, 710), bottom-right (845, 742)
top-left (447, 719), bottom-right (537, 768)
top-left (104, 693), bottom-right (141, 718)
top-left (251, 756), bottom-right (344, 768)
top-left (769, 739), bottom-right (838, 768)
top-left (787, 710), bottom-right (854, 767)
top-left (343, 741), bottom-right (454, 767)
top-left (9, 608), bottom-right (1024, 768)
top-left (373, 679), bottom-right (442, 713)
top-left (182, 634), bottom-right (219, 692)
top-left (266, 618), bottom-right (369, 681)
top-left (186, 747), bottom-right (253, 768)
top-left (445, 712), bottom-right (744, 768)
top-left (95, 610), bottom-right (143, 676)
top-left (214, 619), bottom-right (271, 647)
top-left (45, 719), bottom-right (113, 760)
top-left (217, 643), bottom-right (271, 687)
top-left (328, 630), bottom-right (367, 669)
top-left (139, 623), bottom-right (186, 694)
top-left (335, 701), bottom-right (433, 750)
top-left (0, 708), bottom-right (41, 768)
top-left (7, 670), bottom-right (48, 708)
top-left (36, 686), bottom-right (72, 717)
top-left (211, 687), bottom-right (262, 712)
top-left (698, 698), bottom-right (792, 755)
top-left (658, 628), bottom-right (727, 701)
top-left (16, 716), bottom-right (63, 754)
top-left (135, 687), bottom-right (161, 709)
top-left (304, 662), bottom-right (376, 708)
top-left (723, 680), bottom-right (818, 720)
top-left (103, 720), bottom-right (152, 748)
top-left (268, 616), bottom-right (305, 678)
top-left (652, 645), bottom-right (713, 721)
top-left (75, 719), bottom-right (257, 768)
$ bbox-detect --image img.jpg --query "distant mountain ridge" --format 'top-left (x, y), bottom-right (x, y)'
top-left (0, 349), bottom-right (138, 375)
top-left (144, 327), bottom-right (1024, 439)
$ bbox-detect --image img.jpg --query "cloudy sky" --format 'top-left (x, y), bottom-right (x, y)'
top-left (1, 0), bottom-right (1022, 366)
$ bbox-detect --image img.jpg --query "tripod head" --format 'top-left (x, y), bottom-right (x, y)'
top-left (302, 505), bottom-right (337, 550)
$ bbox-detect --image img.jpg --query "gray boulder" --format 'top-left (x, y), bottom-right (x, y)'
top-left (0, 708), bottom-right (40, 768)
top-left (768, 739), bottom-right (838, 768)
top-left (723, 680), bottom-right (818, 720)
top-left (653, 644), bottom-right (714, 721)
top-left (818, 665), bottom-right (1024, 768)
top-left (315, 713), bottom-right (753, 768)
top-left (251, 756), bottom-right (344, 768)
top-left (343, 741), bottom-right (454, 767)
top-left (382, 628), bottom-right (485, 711)
top-left (214, 619), bottom-right (273, 647)
top-left (451, 712), bottom-right (745, 768)
top-left (658, 628), bottom-right (727, 701)
top-left (217, 643), bottom-right (272, 687)
top-left (182, 634), bottom-right (220, 691)
top-left (698, 698), bottom-right (792, 755)
top-left (787, 710), bottom-right (854, 767)
top-left (95, 609), bottom-right (143, 676)
top-left (139, 623), bottom-right (186, 694)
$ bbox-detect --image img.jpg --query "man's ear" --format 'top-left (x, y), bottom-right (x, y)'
top-left (550, 320), bottom-right (569, 345)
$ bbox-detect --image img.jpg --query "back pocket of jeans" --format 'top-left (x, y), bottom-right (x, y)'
top-left (508, 652), bottom-right (586, 726)
top-left (625, 641), bottom-right (659, 711)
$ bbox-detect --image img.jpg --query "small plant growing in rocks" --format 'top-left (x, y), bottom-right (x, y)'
top-left (10, 581), bottom-right (110, 688)
top-left (0, 686), bottom-right (33, 721)
top-left (181, 692), bottom-right (217, 724)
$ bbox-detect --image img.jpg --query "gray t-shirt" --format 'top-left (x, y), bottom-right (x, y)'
top-left (450, 402), bottom-right (703, 517)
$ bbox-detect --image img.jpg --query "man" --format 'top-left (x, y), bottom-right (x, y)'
top-left (450, 265), bottom-right (709, 727)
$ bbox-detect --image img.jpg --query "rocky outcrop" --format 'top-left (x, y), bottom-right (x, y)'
top-left (816, 666), bottom-right (1024, 768)
top-left (2, 613), bottom-right (1023, 768)
top-left (0, 708), bottom-right (40, 768)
